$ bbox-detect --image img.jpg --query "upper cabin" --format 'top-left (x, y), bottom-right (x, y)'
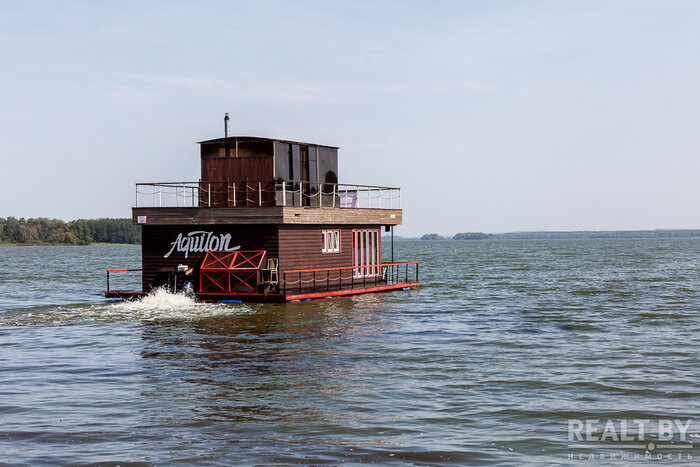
top-left (133, 130), bottom-right (402, 225)
top-left (197, 136), bottom-right (341, 208)
top-left (200, 136), bottom-right (338, 189)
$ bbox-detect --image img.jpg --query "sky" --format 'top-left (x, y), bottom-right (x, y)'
top-left (0, 0), bottom-right (698, 236)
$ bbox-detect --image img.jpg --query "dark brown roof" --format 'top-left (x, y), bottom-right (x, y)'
top-left (197, 136), bottom-right (339, 149)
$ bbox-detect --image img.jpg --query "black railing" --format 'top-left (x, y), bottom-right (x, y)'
top-left (282, 262), bottom-right (419, 297)
top-left (106, 268), bottom-right (142, 292)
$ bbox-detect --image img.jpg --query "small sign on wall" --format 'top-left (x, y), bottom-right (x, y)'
top-left (137, 216), bottom-right (147, 224)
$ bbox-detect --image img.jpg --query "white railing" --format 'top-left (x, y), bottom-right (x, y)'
top-left (135, 182), bottom-right (201, 208)
top-left (135, 180), bottom-right (401, 209)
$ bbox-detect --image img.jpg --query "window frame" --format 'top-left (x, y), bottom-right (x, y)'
top-left (322, 229), bottom-right (340, 254)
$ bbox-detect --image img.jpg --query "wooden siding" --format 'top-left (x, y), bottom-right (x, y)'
top-left (278, 225), bottom-right (380, 271)
top-left (141, 225), bottom-right (279, 291)
top-left (281, 207), bottom-right (401, 225)
top-left (201, 156), bottom-right (273, 182)
top-left (278, 225), bottom-right (385, 296)
top-left (133, 207), bottom-right (402, 226)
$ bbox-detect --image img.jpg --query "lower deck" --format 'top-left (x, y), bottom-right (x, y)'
top-left (106, 261), bottom-right (419, 302)
top-left (106, 220), bottom-right (419, 303)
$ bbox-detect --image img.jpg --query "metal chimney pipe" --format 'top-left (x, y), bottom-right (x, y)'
top-left (224, 112), bottom-right (230, 137)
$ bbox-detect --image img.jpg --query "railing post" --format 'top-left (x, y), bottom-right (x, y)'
top-left (258, 181), bottom-right (262, 206)
top-left (233, 182), bottom-right (236, 206)
top-left (208, 183), bottom-right (211, 207)
top-left (159, 186), bottom-right (162, 207)
top-left (107, 270), bottom-right (110, 292)
top-left (227, 181), bottom-right (231, 207)
top-left (282, 181), bottom-right (286, 206)
top-left (332, 184), bottom-right (336, 208)
top-left (319, 183), bottom-right (322, 208)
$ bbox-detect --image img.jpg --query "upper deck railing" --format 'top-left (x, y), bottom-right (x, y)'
top-left (135, 180), bottom-right (401, 210)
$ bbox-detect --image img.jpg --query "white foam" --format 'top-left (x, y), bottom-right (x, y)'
top-left (117, 287), bottom-right (199, 312)
top-left (2, 288), bottom-right (253, 325)
top-left (104, 287), bottom-right (247, 321)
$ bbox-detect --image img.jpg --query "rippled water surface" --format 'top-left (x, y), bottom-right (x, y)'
top-left (1, 240), bottom-right (699, 465)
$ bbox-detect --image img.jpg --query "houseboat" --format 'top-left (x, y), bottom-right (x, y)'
top-left (105, 116), bottom-right (419, 302)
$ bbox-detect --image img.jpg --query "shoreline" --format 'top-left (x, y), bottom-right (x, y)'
top-left (0, 242), bottom-right (138, 247)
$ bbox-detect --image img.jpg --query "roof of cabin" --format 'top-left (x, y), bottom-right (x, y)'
top-left (197, 136), bottom-right (339, 149)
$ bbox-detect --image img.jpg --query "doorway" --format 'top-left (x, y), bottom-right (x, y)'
top-left (353, 229), bottom-right (380, 278)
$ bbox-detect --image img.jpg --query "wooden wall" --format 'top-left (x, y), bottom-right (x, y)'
top-left (200, 157), bottom-right (275, 206)
top-left (278, 224), bottom-right (384, 296)
top-left (278, 224), bottom-right (382, 271)
top-left (141, 224), bottom-right (279, 291)
top-left (201, 156), bottom-right (273, 182)
top-left (140, 223), bottom-right (384, 294)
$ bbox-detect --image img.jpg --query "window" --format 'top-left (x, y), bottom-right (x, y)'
top-left (322, 230), bottom-right (340, 253)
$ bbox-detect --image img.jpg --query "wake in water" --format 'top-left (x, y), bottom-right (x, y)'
top-left (1, 288), bottom-right (252, 325)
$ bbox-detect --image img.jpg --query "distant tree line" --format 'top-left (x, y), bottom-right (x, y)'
top-left (453, 232), bottom-right (492, 240)
top-left (421, 232), bottom-right (493, 240)
top-left (494, 230), bottom-right (700, 240)
top-left (0, 217), bottom-right (141, 245)
top-left (418, 230), bottom-right (700, 241)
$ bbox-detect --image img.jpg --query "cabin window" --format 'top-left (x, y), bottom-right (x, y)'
top-left (322, 230), bottom-right (340, 253)
top-left (352, 229), bottom-right (380, 277)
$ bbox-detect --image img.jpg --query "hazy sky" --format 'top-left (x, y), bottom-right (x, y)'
top-left (1, 0), bottom-right (698, 236)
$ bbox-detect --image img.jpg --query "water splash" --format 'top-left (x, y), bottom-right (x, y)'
top-left (104, 288), bottom-right (249, 322)
top-left (2, 288), bottom-right (251, 325)
top-left (115, 287), bottom-right (200, 312)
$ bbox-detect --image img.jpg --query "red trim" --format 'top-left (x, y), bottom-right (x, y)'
top-left (232, 250), bottom-right (265, 268)
top-left (199, 250), bottom-right (266, 295)
top-left (285, 282), bottom-right (419, 301)
top-left (283, 261), bottom-right (418, 274)
top-left (201, 271), bottom-right (228, 292)
top-left (351, 228), bottom-right (380, 277)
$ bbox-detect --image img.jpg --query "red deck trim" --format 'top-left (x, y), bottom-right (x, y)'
top-left (284, 281), bottom-right (419, 301)
top-left (283, 261), bottom-right (418, 274)
top-left (106, 283), bottom-right (419, 302)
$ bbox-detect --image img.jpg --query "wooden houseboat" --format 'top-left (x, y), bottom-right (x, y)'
top-left (105, 116), bottom-right (419, 302)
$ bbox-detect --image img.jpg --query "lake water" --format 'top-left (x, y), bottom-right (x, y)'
top-left (1, 240), bottom-right (699, 465)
